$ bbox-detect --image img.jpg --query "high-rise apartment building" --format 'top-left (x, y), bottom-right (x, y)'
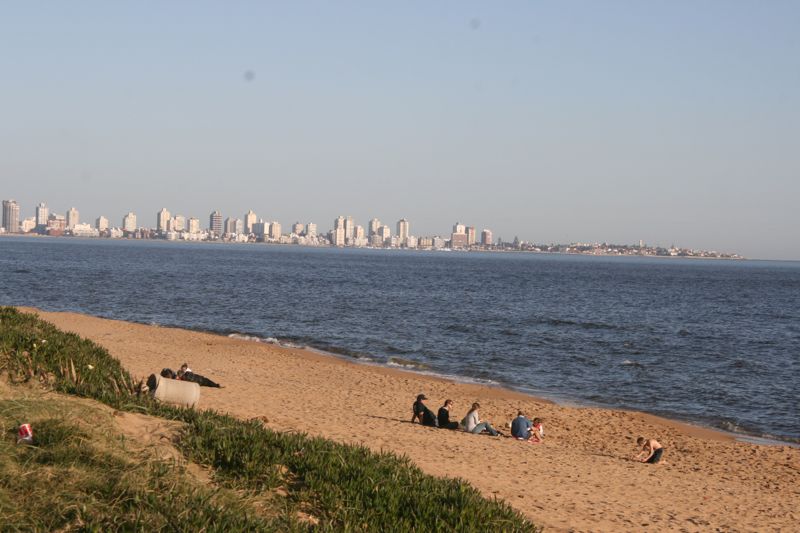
top-left (368, 218), bottom-right (381, 236)
top-left (66, 207), bottom-right (79, 229)
top-left (209, 210), bottom-right (223, 237)
top-left (157, 208), bottom-right (170, 233)
top-left (481, 229), bottom-right (493, 246)
top-left (450, 233), bottom-right (468, 249)
top-left (332, 217), bottom-right (346, 246)
top-left (252, 220), bottom-right (268, 239)
top-left (96, 216), bottom-right (109, 231)
top-left (396, 218), bottom-right (409, 246)
top-left (306, 222), bottom-right (317, 238)
top-left (244, 210), bottom-right (257, 234)
top-left (334, 216), bottom-right (346, 234)
top-left (35, 202), bottom-right (49, 230)
top-left (122, 212), bottom-right (137, 233)
top-left (291, 222), bottom-right (304, 235)
top-left (234, 219), bottom-right (244, 235)
top-left (450, 222), bottom-right (468, 249)
top-left (171, 215), bottom-right (186, 232)
top-left (187, 217), bottom-right (200, 234)
top-left (378, 225), bottom-right (391, 244)
top-left (466, 226), bottom-right (476, 246)
top-left (344, 216), bottom-right (355, 242)
top-left (2, 200), bottom-right (20, 233)
top-left (268, 221), bottom-right (282, 240)
top-left (224, 217), bottom-right (240, 235)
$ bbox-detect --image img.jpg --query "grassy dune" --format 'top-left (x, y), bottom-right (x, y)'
top-left (0, 307), bottom-right (538, 531)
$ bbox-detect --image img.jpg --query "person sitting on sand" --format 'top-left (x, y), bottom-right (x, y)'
top-left (463, 402), bottom-right (500, 436)
top-left (635, 436), bottom-right (664, 464)
top-left (437, 399), bottom-right (459, 430)
top-left (176, 363), bottom-right (222, 388)
top-left (532, 417), bottom-right (545, 442)
top-left (411, 394), bottom-right (438, 427)
top-left (511, 411), bottom-right (533, 440)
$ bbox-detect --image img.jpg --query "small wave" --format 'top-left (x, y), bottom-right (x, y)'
top-left (621, 359), bottom-right (645, 368)
top-left (387, 357), bottom-right (431, 370)
top-left (718, 419), bottom-right (745, 434)
top-left (706, 418), bottom-right (800, 445)
top-left (14, 268), bottom-right (31, 274)
top-left (313, 344), bottom-right (372, 359)
top-left (228, 333), bottom-right (280, 345)
top-left (279, 340), bottom-right (306, 349)
top-left (528, 316), bottom-right (622, 331)
top-left (445, 324), bottom-right (472, 333)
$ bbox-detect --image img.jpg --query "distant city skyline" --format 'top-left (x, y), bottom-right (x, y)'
top-left (1, 3), bottom-right (798, 259)
top-left (0, 196), bottom-right (744, 259)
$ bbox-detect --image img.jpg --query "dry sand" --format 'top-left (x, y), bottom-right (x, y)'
top-left (21, 308), bottom-right (800, 532)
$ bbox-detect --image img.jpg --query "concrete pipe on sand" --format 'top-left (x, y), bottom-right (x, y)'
top-left (146, 374), bottom-right (200, 408)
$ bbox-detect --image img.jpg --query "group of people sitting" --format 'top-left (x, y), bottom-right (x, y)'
top-left (411, 394), bottom-right (545, 442)
top-left (160, 363), bottom-right (223, 388)
top-left (411, 394), bottom-right (665, 463)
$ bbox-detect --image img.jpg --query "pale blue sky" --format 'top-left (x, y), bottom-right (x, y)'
top-left (1, 1), bottom-right (798, 258)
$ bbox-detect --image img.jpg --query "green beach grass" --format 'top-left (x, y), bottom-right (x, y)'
top-left (0, 307), bottom-right (539, 531)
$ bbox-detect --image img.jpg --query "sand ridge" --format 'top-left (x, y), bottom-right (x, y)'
top-left (21, 308), bottom-right (800, 532)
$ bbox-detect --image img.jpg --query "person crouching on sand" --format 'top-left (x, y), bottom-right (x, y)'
top-left (511, 411), bottom-right (534, 441)
top-left (437, 399), bottom-right (459, 430)
top-left (635, 436), bottom-right (664, 464)
top-left (463, 402), bottom-right (501, 436)
top-left (412, 394), bottom-right (438, 427)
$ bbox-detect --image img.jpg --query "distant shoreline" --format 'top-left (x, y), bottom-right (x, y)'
top-left (0, 232), bottom-right (756, 261)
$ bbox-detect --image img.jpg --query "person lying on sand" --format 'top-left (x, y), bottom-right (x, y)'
top-left (411, 394), bottom-right (438, 427)
top-left (437, 399), bottom-right (459, 430)
top-left (635, 436), bottom-right (664, 464)
top-left (463, 402), bottom-right (501, 436)
top-left (175, 363), bottom-right (223, 388)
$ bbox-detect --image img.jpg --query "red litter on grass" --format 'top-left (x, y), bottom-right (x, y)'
top-left (17, 423), bottom-right (33, 444)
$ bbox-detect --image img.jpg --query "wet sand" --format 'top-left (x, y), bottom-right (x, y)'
top-left (19, 308), bottom-right (800, 532)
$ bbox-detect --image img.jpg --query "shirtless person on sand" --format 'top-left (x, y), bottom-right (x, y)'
top-left (635, 436), bottom-right (664, 464)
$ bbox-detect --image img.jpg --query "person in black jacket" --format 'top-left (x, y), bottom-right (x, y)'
top-left (411, 394), bottom-right (437, 427)
top-left (176, 363), bottom-right (223, 388)
top-left (437, 399), bottom-right (459, 429)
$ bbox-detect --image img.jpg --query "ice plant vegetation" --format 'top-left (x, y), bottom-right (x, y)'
top-left (0, 307), bottom-right (538, 531)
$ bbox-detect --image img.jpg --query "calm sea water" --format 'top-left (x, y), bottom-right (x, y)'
top-left (1, 237), bottom-right (798, 442)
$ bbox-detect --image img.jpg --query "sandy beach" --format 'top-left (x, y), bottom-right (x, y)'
top-left (19, 308), bottom-right (799, 532)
